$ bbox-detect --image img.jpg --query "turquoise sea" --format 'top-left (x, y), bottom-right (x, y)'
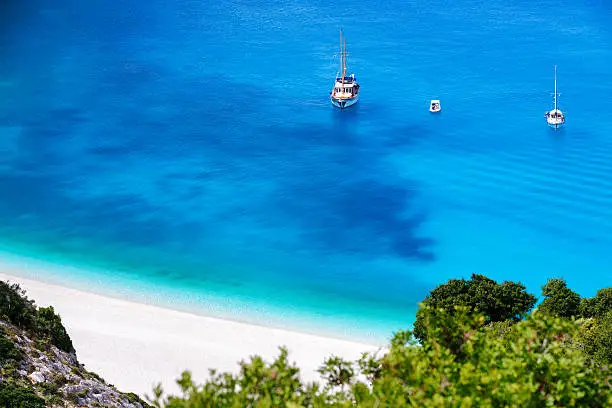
top-left (1, 0), bottom-right (611, 343)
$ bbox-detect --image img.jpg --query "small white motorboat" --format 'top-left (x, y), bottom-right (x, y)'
top-left (544, 65), bottom-right (565, 129)
top-left (429, 100), bottom-right (441, 113)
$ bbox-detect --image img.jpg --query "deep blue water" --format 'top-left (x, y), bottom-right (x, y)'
top-left (1, 0), bottom-right (611, 343)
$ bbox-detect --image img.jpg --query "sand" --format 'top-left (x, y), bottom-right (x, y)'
top-left (0, 271), bottom-right (383, 398)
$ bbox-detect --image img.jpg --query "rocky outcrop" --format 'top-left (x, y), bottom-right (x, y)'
top-left (0, 320), bottom-right (150, 408)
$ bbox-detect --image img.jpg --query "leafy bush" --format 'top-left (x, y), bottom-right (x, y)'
top-left (46, 394), bottom-right (65, 406)
top-left (149, 348), bottom-right (319, 408)
top-left (86, 369), bottom-right (106, 383)
top-left (374, 308), bottom-right (611, 407)
top-left (537, 278), bottom-right (581, 318)
top-left (581, 288), bottom-right (612, 319)
top-left (534, 281), bottom-right (611, 364)
top-left (0, 381), bottom-right (46, 408)
top-left (412, 273), bottom-right (536, 343)
top-left (0, 280), bottom-right (75, 353)
top-left (0, 334), bottom-right (23, 364)
top-left (35, 306), bottom-right (75, 353)
top-left (38, 380), bottom-right (61, 396)
top-left (0, 281), bottom-right (36, 329)
top-left (579, 311), bottom-right (612, 365)
top-left (317, 356), bottom-right (354, 391)
top-left (126, 391), bottom-right (153, 408)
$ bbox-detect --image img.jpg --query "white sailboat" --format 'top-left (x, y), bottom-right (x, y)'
top-left (544, 65), bottom-right (565, 129)
top-left (330, 29), bottom-right (359, 109)
top-left (429, 100), bottom-right (441, 113)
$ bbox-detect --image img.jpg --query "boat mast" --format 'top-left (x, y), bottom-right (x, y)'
top-left (554, 65), bottom-right (558, 111)
top-left (339, 29), bottom-right (344, 85)
top-left (344, 38), bottom-right (348, 79)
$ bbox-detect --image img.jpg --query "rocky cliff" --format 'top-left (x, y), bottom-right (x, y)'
top-left (0, 279), bottom-right (151, 408)
top-left (1, 319), bottom-right (150, 408)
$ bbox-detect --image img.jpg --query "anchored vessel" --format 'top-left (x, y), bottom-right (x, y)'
top-left (544, 65), bottom-right (565, 129)
top-left (429, 100), bottom-right (441, 113)
top-left (330, 29), bottom-right (359, 109)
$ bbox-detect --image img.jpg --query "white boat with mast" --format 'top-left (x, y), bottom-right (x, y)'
top-left (330, 29), bottom-right (359, 109)
top-left (544, 65), bottom-right (565, 129)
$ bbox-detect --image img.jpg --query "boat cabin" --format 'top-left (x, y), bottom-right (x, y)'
top-left (332, 76), bottom-right (359, 99)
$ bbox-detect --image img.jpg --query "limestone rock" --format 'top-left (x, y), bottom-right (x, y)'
top-left (1, 319), bottom-right (150, 408)
top-left (28, 371), bottom-right (46, 384)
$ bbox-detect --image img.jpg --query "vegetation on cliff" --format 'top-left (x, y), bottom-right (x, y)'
top-left (0, 280), bottom-right (150, 408)
top-left (0, 281), bottom-right (74, 353)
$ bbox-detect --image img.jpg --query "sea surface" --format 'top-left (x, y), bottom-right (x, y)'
top-left (1, 0), bottom-right (611, 343)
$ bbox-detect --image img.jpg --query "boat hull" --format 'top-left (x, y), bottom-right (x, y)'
top-left (331, 95), bottom-right (359, 109)
top-left (547, 121), bottom-right (565, 129)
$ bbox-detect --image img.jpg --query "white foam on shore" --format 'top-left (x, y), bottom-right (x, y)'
top-left (0, 270), bottom-right (384, 397)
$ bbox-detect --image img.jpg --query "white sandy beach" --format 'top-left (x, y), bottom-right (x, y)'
top-left (0, 271), bottom-right (382, 398)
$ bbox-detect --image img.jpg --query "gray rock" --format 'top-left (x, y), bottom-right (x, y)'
top-left (28, 371), bottom-right (46, 383)
top-left (2, 318), bottom-right (148, 408)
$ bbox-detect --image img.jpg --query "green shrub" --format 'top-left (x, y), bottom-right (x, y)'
top-left (66, 391), bottom-right (80, 405)
top-left (46, 394), bottom-right (65, 406)
top-left (537, 278), bottom-right (581, 318)
top-left (0, 281), bottom-right (36, 329)
top-left (35, 373), bottom-right (68, 397)
top-left (579, 311), bottom-right (612, 365)
top-left (38, 380), bottom-right (60, 396)
top-left (0, 335), bottom-right (23, 363)
top-left (53, 373), bottom-right (69, 388)
top-left (0, 381), bottom-right (46, 408)
top-left (86, 369), bottom-right (106, 383)
top-left (371, 309), bottom-right (611, 407)
top-left (412, 273), bottom-right (536, 343)
top-left (125, 391), bottom-right (153, 408)
top-left (581, 288), bottom-right (612, 319)
top-left (0, 280), bottom-right (75, 353)
top-left (35, 306), bottom-right (75, 353)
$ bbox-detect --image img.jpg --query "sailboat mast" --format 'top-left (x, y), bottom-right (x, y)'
top-left (554, 65), bottom-right (558, 111)
top-left (339, 29), bottom-right (343, 80)
top-left (343, 38), bottom-right (347, 80)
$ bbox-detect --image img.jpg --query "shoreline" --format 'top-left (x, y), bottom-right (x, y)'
top-left (0, 245), bottom-right (403, 344)
top-left (0, 270), bottom-right (384, 397)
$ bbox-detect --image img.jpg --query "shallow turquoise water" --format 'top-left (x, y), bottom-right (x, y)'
top-left (1, 0), bottom-right (611, 343)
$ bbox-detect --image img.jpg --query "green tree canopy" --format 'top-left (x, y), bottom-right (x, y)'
top-left (537, 278), bottom-right (581, 318)
top-left (373, 307), bottom-right (611, 407)
top-left (578, 311), bottom-right (612, 366)
top-left (412, 273), bottom-right (536, 342)
top-left (580, 287), bottom-right (612, 319)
